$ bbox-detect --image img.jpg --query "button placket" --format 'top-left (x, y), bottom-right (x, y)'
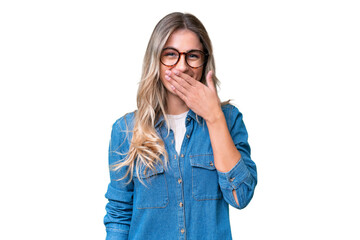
top-left (172, 121), bottom-right (191, 240)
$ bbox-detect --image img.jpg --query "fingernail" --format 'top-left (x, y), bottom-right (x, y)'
top-left (165, 70), bottom-right (171, 75)
top-left (173, 70), bottom-right (179, 75)
top-left (165, 75), bottom-right (170, 80)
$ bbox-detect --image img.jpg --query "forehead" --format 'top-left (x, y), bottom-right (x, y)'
top-left (164, 29), bottom-right (203, 51)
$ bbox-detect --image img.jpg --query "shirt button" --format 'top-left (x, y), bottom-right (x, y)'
top-left (171, 140), bottom-right (174, 144)
top-left (230, 177), bottom-right (235, 182)
top-left (179, 202), bottom-right (183, 207)
top-left (178, 178), bottom-right (182, 184)
top-left (174, 155), bottom-right (177, 159)
top-left (187, 117), bottom-right (190, 121)
top-left (186, 134), bottom-right (190, 139)
top-left (181, 229), bottom-right (185, 234)
top-left (209, 161), bottom-right (214, 166)
top-left (180, 154), bottom-right (184, 158)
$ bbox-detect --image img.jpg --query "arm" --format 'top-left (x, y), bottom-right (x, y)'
top-left (206, 105), bottom-right (257, 209)
top-left (104, 118), bottom-right (134, 239)
top-left (164, 70), bottom-right (257, 209)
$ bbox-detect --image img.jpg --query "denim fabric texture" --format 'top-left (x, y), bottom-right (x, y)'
top-left (104, 104), bottom-right (257, 240)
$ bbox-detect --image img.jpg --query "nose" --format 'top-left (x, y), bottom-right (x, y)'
top-left (174, 54), bottom-right (189, 73)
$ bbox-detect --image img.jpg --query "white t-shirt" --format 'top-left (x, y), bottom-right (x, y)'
top-left (166, 110), bottom-right (189, 155)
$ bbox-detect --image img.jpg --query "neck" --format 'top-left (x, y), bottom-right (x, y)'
top-left (166, 91), bottom-right (189, 115)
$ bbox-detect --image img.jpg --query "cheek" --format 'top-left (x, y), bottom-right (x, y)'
top-left (159, 66), bottom-right (167, 83)
top-left (194, 69), bottom-right (203, 81)
top-left (159, 75), bottom-right (168, 89)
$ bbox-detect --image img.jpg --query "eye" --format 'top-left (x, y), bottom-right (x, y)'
top-left (165, 52), bottom-right (176, 57)
top-left (187, 51), bottom-right (203, 60)
top-left (188, 54), bottom-right (199, 59)
top-left (162, 49), bottom-right (178, 58)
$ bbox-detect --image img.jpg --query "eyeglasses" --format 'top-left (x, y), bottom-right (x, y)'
top-left (160, 47), bottom-right (208, 69)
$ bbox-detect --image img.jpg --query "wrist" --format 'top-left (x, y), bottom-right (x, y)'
top-left (205, 108), bottom-right (224, 125)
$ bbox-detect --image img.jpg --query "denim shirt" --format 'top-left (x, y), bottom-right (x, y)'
top-left (104, 104), bottom-right (257, 240)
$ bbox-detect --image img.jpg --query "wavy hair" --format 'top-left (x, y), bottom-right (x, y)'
top-left (111, 12), bottom-right (231, 186)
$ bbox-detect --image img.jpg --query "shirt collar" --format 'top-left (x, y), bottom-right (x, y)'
top-left (155, 108), bottom-right (204, 129)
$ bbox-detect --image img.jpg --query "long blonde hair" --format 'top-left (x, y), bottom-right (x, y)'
top-left (111, 12), bottom-right (230, 186)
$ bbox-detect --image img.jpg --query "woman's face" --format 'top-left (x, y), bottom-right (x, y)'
top-left (159, 29), bottom-right (204, 95)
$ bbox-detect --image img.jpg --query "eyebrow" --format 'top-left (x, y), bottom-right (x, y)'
top-left (162, 47), bottom-right (203, 52)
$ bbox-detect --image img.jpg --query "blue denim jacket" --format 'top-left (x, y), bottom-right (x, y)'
top-left (104, 104), bottom-right (257, 240)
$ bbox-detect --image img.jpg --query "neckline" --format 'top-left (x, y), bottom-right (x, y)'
top-left (166, 110), bottom-right (189, 120)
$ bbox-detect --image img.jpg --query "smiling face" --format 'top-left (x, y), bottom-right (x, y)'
top-left (159, 29), bottom-right (204, 95)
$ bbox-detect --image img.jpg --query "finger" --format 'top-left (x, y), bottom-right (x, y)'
top-left (165, 70), bottom-right (192, 91)
top-left (172, 70), bottom-right (197, 87)
top-left (171, 84), bottom-right (188, 102)
top-left (206, 71), bottom-right (216, 92)
top-left (165, 74), bottom-right (189, 96)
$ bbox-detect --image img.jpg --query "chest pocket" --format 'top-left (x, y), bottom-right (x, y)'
top-left (133, 163), bottom-right (169, 209)
top-left (190, 154), bottom-right (222, 201)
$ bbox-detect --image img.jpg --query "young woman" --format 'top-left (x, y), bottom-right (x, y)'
top-left (104, 12), bottom-right (257, 240)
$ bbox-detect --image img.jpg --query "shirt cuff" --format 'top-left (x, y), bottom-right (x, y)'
top-left (216, 157), bottom-right (251, 190)
top-left (106, 228), bottom-right (129, 240)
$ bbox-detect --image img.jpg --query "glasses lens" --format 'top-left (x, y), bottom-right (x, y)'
top-left (186, 50), bottom-right (206, 68)
top-left (161, 49), bottom-right (179, 66)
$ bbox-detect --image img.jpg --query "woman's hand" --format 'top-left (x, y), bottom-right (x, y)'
top-left (164, 69), bottom-right (223, 123)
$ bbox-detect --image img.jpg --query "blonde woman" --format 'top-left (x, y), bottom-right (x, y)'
top-left (104, 12), bottom-right (257, 240)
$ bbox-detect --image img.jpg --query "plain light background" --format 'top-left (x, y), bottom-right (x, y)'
top-left (1, 0), bottom-right (359, 239)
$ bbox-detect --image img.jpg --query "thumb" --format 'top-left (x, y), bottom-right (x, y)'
top-left (206, 71), bottom-right (216, 91)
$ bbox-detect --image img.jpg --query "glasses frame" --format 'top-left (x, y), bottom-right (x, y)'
top-left (160, 47), bottom-right (209, 69)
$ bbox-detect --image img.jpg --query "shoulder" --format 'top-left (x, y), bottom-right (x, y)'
top-left (112, 110), bottom-right (137, 132)
top-left (221, 103), bottom-right (243, 124)
top-left (220, 103), bottom-right (250, 142)
top-left (109, 110), bottom-right (136, 154)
